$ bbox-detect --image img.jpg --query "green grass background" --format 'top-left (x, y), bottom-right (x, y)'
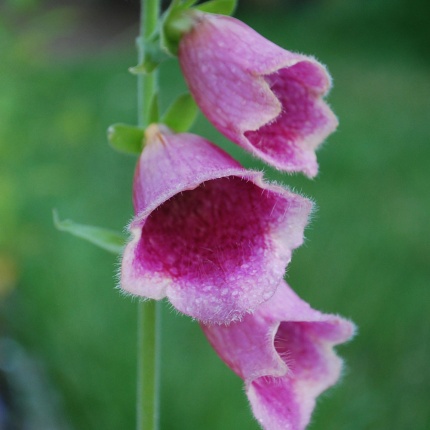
top-left (1, 0), bottom-right (429, 429)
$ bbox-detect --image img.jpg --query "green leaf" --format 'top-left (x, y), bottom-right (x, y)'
top-left (194, 0), bottom-right (237, 15)
top-left (107, 123), bottom-right (144, 155)
top-left (161, 93), bottom-right (198, 132)
top-left (53, 210), bottom-right (126, 255)
top-left (128, 63), bottom-right (148, 75)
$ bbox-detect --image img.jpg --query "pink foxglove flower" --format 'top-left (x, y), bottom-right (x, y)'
top-left (120, 125), bottom-right (312, 324)
top-left (179, 13), bottom-right (338, 178)
top-left (202, 281), bottom-right (355, 430)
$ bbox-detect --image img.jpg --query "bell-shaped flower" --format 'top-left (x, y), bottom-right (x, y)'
top-left (202, 281), bottom-right (355, 430)
top-left (120, 125), bottom-right (312, 324)
top-left (178, 13), bottom-right (338, 178)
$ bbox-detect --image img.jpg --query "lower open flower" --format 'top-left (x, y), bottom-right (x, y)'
top-left (202, 281), bottom-right (355, 430)
top-left (120, 125), bottom-right (312, 324)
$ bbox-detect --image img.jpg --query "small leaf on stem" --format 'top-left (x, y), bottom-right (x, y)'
top-left (107, 123), bottom-right (144, 155)
top-left (53, 210), bottom-right (126, 255)
top-left (161, 93), bottom-right (198, 132)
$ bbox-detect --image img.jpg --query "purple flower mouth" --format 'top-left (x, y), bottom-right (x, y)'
top-left (245, 63), bottom-right (337, 177)
top-left (132, 175), bottom-right (308, 322)
top-left (136, 177), bottom-right (270, 282)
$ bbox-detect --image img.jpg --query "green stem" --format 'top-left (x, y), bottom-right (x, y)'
top-left (138, 0), bottom-right (159, 127)
top-left (136, 1), bottom-right (161, 430)
top-left (137, 300), bottom-right (160, 430)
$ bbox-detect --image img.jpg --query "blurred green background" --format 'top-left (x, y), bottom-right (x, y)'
top-left (1, 0), bottom-right (429, 428)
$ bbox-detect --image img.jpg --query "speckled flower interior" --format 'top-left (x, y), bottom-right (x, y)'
top-left (137, 177), bottom-right (272, 281)
top-left (133, 176), bottom-right (298, 322)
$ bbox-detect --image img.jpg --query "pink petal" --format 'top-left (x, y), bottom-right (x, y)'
top-left (202, 281), bottom-right (355, 429)
top-left (121, 126), bottom-right (312, 324)
top-left (179, 13), bottom-right (338, 177)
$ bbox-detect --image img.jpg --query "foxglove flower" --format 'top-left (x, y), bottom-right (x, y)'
top-left (120, 125), bottom-right (312, 324)
top-left (179, 13), bottom-right (338, 177)
top-left (202, 281), bottom-right (355, 430)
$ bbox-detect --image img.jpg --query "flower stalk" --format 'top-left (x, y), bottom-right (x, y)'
top-left (137, 0), bottom-right (161, 430)
top-left (137, 299), bottom-right (160, 430)
top-left (139, 0), bottom-right (159, 128)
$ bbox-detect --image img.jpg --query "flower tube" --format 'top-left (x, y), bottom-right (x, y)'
top-left (179, 13), bottom-right (338, 177)
top-left (202, 281), bottom-right (355, 429)
top-left (120, 125), bottom-right (312, 324)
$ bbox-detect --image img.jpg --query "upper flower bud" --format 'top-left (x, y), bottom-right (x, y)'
top-left (178, 13), bottom-right (338, 177)
top-left (120, 125), bottom-right (312, 324)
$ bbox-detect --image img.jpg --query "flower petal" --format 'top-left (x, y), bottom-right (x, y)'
top-left (179, 13), bottom-right (337, 177)
top-left (121, 126), bottom-right (312, 323)
top-left (202, 281), bottom-right (355, 429)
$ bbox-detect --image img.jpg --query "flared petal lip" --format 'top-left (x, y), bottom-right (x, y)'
top-left (241, 316), bottom-right (355, 389)
top-left (256, 55), bottom-right (332, 95)
top-left (247, 320), bottom-right (287, 384)
top-left (129, 167), bottom-right (306, 230)
top-left (240, 300), bottom-right (356, 387)
top-left (241, 58), bottom-right (338, 176)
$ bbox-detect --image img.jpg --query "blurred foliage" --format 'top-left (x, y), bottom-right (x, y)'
top-left (0, 0), bottom-right (429, 429)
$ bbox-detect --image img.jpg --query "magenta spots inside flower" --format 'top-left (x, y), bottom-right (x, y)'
top-left (134, 176), bottom-right (291, 313)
